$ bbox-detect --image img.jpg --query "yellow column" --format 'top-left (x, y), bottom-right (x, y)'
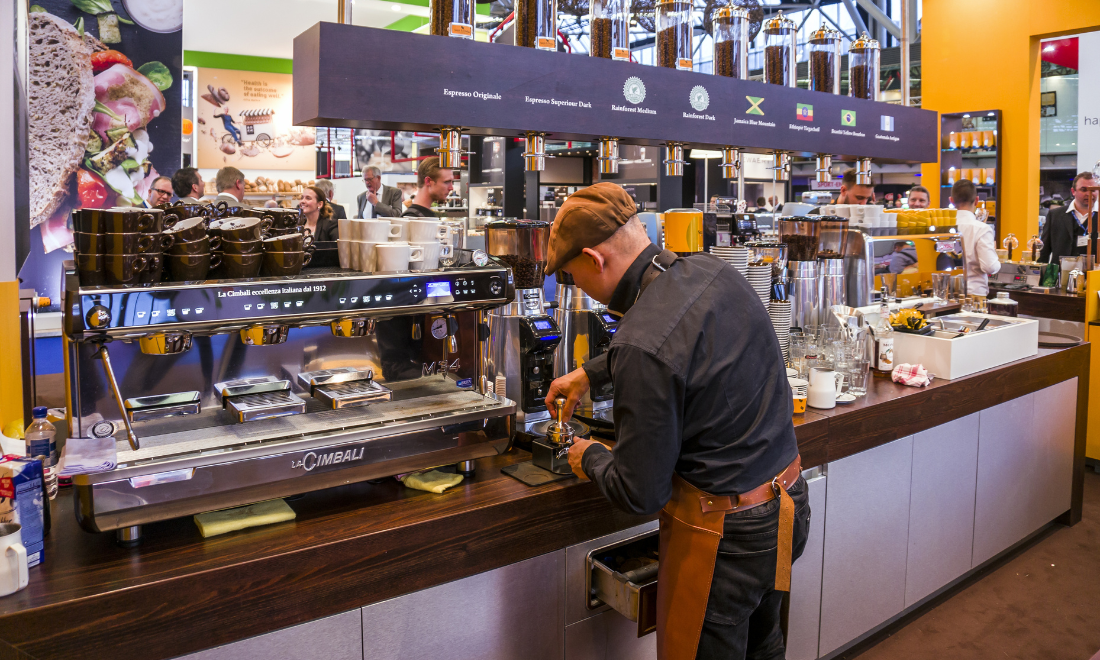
top-left (1085, 272), bottom-right (1100, 460)
top-left (0, 282), bottom-right (22, 433)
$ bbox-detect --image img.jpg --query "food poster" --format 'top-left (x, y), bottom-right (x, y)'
top-left (195, 68), bottom-right (315, 170)
top-left (20, 0), bottom-right (182, 306)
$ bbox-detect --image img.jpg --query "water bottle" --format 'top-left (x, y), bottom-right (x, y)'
top-left (24, 407), bottom-right (56, 467)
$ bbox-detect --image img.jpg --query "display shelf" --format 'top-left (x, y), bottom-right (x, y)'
top-left (292, 23), bottom-right (938, 163)
top-left (940, 109), bottom-right (1002, 241)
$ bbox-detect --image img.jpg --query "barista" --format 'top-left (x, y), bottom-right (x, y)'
top-left (1039, 171), bottom-right (1098, 264)
top-left (403, 157), bottom-right (454, 218)
top-left (544, 183), bottom-right (809, 660)
top-left (810, 168), bottom-right (873, 212)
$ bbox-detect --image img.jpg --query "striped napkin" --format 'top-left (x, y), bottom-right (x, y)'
top-left (892, 363), bottom-right (933, 387)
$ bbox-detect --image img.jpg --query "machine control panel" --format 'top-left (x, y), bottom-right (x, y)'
top-left (68, 269), bottom-right (513, 333)
top-left (518, 315), bottom-right (562, 413)
top-left (587, 310), bottom-right (619, 402)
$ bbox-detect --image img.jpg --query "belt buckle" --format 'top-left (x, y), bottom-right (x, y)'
top-left (770, 477), bottom-right (783, 499)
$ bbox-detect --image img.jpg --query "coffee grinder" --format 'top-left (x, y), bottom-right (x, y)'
top-left (482, 220), bottom-right (562, 432)
top-left (553, 271), bottom-right (617, 416)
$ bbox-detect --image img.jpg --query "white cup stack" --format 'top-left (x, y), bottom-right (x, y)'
top-left (746, 264), bottom-right (773, 307)
top-left (769, 300), bottom-right (792, 362)
top-left (711, 245), bottom-right (751, 277)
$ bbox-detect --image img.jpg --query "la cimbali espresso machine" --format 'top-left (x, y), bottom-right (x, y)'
top-left (62, 250), bottom-right (517, 542)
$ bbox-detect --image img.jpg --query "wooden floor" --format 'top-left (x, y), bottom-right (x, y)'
top-left (851, 467), bottom-right (1100, 660)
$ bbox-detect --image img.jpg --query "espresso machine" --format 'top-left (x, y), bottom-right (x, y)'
top-left (62, 252), bottom-right (517, 543)
top-left (481, 220), bottom-right (562, 432)
top-left (553, 271), bottom-right (617, 416)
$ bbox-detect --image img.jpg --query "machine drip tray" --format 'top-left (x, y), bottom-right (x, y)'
top-left (226, 390), bottom-right (307, 422)
top-left (313, 380), bottom-right (392, 409)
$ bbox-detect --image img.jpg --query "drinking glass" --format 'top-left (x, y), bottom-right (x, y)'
top-left (789, 333), bottom-right (807, 377)
top-left (847, 357), bottom-right (871, 396)
top-left (932, 272), bottom-right (950, 301)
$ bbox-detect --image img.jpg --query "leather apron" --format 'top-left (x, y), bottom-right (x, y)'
top-left (635, 250), bottom-right (802, 660)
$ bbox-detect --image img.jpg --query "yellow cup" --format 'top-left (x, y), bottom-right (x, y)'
top-left (793, 395), bottom-right (807, 414)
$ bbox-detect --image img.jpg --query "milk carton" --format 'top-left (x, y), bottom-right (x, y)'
top-left (0, 456), bottom-right (45, 567)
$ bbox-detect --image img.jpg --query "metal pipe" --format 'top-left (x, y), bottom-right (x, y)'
top-left (337, 0), bottom-right (353, 24)
top-left (522, 132), bottom-right (548, 171)
top-left (721, 147), bottom-right (740, 179)
top-left (772, 151), bottom-right (791, 182)
top-left (438, 127), bottom-right (464, 169)
top-left (840, 0), bottom-right (870, 38)
top-left (815, 154), bottom-right (833, 183)
top-left (597, 137), bottom-right (619, 174)
top-left (856, 158), bottom-right (873, 185)
top-left (853, 0), bottom-right (899, 39)
top-left (900, 0), bottom-right (911, 106)
top-left (663, 143), bottom-right (686, 177)
top-left (96, 345), bottom-right (140, 451)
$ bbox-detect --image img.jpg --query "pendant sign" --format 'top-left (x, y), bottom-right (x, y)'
top-left (537, 36), bottom-right (556, 50)
top-left (613, 47), bottom-right (630, 61)
top-left (449, 23), bottom-right (473, 38)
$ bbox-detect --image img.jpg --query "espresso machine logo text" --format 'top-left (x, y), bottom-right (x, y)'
top-left (423, 358), bottom-right (460, 376)
top-left (292, 447), bottom-right (366, 472)
top-left (218, 285), bottom-right (326, 298)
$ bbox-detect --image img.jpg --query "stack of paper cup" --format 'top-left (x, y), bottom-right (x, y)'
top-left (769, 300), bottom-right (792, 362)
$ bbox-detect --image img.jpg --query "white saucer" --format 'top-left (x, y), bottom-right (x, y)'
top-left (786, 368), bottom-right (798, 377)
top-left (836, 393), bottom-right (857, 403)
top-left (788, 377), bottom-right (808, 388)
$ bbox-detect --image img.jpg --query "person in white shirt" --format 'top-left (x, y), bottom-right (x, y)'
top-left (356, 166), bottom-right (403, 218)
top-left (952, 179), bottom-right (1000, 297)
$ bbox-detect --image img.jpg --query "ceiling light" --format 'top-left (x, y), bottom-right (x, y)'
top-left (1043, 45), bottom-right (1055, 53)
top-left (987, 112), bottom-right (995, 116)
top-left (962, 114), bottom-right (970, 118)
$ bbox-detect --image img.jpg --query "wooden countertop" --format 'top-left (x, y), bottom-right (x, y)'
top-left (987, 285), bottom-right (1086, 323)
top-left (0, 345), bottom-right (1088, 660)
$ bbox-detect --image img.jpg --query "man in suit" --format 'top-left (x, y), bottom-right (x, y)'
top-left (144, 176), bottom-right (173, 208)
top-left (1040, 172), bottom-right (1097, 264)
top-left (314, 179), bottom-right (347, 220)
top-left (357, 166), bottom-right (403, 218)
top-left (172, 168), bottom-right (205, 203)
top-left (215, 167), bottom-right (246, 206)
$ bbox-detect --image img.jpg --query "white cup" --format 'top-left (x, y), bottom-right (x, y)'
top-left (412, 241), bottom-right (454, 270)
top-left (408, 219), bottom-right (447, 243)
top-left (357, 241), bottom-right (381, 273)
top-left (387, 217), bottom-right (410, 241)
top-left (376, 243), bottom-right (424, 272)
top-left (833, 205), bottom-right (851, 218)
top-left (850, 205), bottom-right (866, 223)
top-left (362, 219), bottom-right (400, 242)
top-left (337, 239), bottom-right (354, 270)
top-left (0, 524), bottom-right (28, 597)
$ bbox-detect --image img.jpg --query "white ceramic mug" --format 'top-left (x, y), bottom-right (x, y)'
top-left (387, 217), bottom-right (410, 241)
top-left (357, 241), bottom-right (381, 273)
top-left (408, 219), bottom-right (447, 243)
top-left (362, 219), bottom-right (401, 242)
top-left (833, 204), bottom-right (851, 218)
top-left (412, 241), bottom-right (454, 270)
top-left (0, 524), bottom-right (28, 597)
top-left (337, 239), bottom-right (354, 270)
top-left (850, 205), bottom-right (866, 223)
top-left (376, 243), bottom-right (424, 272)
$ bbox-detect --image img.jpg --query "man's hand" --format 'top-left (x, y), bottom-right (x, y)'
top-left (545, 368), bottom-right (591, 421)
top-left (367, 191), bottom-right (379, 205)
top-left (567, 438), bottom-right (597, 479)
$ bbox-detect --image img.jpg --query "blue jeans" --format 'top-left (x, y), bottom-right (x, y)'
top-left (696, 476), bottom-right (811, 660)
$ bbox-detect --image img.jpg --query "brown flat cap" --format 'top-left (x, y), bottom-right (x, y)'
top-left (546, 182), bottom-right (637, 275)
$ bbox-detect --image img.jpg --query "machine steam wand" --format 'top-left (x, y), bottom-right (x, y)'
top-left (95, 344), bottom-right (140, 451)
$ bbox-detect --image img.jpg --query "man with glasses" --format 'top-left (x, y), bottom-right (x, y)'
top-left (356, 166), bottom-right (403, 218)
top-left (144, 176), bottom-right (174, 208)
top-left (1040, 171), bottom-right (1097, 264)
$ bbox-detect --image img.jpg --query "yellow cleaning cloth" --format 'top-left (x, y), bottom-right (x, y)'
top-left (194, 499), bottom-right (296, 538)
top-left (403, 470), bottom-right (464, 494)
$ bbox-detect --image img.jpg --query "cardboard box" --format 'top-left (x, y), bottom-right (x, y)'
top-left (0, 456), bottom-right (45, 567)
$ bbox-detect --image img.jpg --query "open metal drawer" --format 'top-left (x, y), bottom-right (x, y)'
top-left (586, 529), bottom-right (659, 637)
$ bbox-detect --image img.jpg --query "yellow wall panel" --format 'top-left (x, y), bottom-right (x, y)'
top-left (921, 1), bottom-right (1100, 242)
top-left (0, 281), bottom-right (22, 432)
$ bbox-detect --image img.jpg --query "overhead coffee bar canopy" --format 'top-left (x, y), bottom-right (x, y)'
top-left (293, 22), bottom-right (937, 164)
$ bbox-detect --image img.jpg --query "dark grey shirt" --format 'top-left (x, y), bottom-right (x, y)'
top-left (580, 244), bottom-right (798, 515)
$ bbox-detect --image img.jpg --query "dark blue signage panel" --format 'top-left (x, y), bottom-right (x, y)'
top-left (294, 23), bottom-right (937, 163)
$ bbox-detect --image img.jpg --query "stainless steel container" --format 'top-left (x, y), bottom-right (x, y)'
top-left (820, 259), bottom-right (846, 317)
top-left (789, 260), bottom-right (820, 330)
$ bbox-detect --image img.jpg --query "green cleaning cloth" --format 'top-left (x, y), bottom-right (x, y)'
top-left (402, 469), bottom-right (464, 494)
top-left (194, 498), bottom-right (296, 538)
